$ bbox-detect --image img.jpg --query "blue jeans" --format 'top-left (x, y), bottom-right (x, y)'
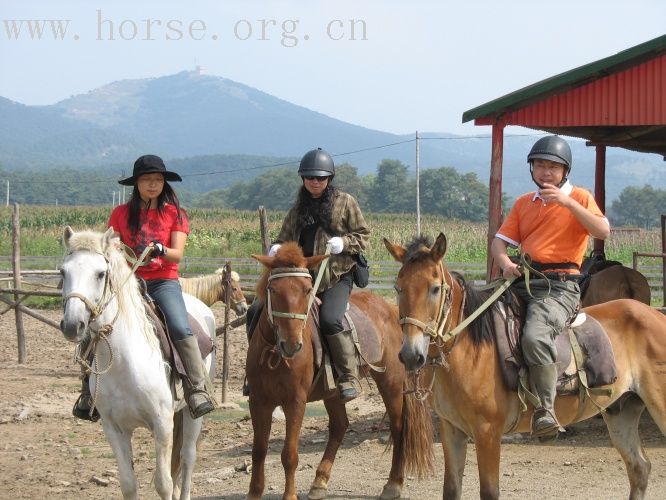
top-left (146, 279), bottom-right (192, 341)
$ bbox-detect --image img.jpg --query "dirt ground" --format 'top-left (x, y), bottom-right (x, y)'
top-left (1, 306), bottom-right (666, 500)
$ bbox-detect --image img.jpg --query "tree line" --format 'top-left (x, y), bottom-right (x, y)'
top-left (1, 161), bottom-right (664, 227)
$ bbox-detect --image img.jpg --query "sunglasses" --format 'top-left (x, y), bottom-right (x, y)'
top-left (303, 176), bottom-right (329, 181)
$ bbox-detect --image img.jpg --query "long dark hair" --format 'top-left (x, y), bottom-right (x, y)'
top-left (127, 181), bottom-right (183, 233)
top-left (295, 182), bottom-right (338, 229)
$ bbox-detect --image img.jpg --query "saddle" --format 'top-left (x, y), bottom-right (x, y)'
top-left (494, 290), bottom-right (617, 396)
top-left (144, 299), bottom-right (214, 380)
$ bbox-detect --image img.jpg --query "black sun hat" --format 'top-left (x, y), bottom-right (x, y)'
top-left (118, 155), bottom-right (183, 186)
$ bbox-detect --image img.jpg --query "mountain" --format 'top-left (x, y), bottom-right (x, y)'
top-left (0, 70), bottom-right (664, 199)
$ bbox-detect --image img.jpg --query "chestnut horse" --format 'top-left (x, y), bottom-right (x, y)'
top-left (384, 233), bottom-right (666, 500)
top-left (246, 242), bottom-right (433, 500)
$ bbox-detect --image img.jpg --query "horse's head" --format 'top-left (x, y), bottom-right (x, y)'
top-left (215, 268), bottom-right (248, 315)
top-left (384, 233), bottom-right (454, 371)
top-left (252, 242), bottom-right (327, 359)
top-left (59, 226), bottom-right (121, 342)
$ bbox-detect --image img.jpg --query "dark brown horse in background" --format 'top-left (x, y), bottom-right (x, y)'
top-left (384, 233), bottom-right (666, 500)
top-left (246, 242), bottom-right (433, 500)
top-left (581, 260), bottom-right (651, 307)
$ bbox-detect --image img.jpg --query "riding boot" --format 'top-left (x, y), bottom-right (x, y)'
top-left (175, 336), bottom-right (215, 418)
top-left (529, 363), bottom-right (563, 438)
top-left (72, 338), bottom-right (100, 422)
top-left (326, 330), bottom-right (360, 403)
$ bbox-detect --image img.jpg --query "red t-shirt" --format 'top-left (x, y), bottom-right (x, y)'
top-left (108, 203), bottom-right (189, 280)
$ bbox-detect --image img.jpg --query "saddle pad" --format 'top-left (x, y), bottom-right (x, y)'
top-left (345, 303), bottom-right (383, 366)
top-left (494, 304), bottom-right (616, 391)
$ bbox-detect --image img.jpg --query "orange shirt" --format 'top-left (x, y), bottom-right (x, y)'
top-left (496, 185), bottom-right (606, 272)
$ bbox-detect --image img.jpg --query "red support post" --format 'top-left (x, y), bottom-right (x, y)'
top-left (593, 145), bottom-right (607, 254)
top-left (487, 120), bottom-right (505, 281)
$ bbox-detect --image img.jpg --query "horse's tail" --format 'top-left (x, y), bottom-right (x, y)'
top-left (171, 410), bottom-right (184, 482)
top-left (400, 387), bottom-right (435, 479)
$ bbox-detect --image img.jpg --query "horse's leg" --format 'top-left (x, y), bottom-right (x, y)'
top-left (440, 418), bottom-right (468, 500)
top-left (101, 421), bottom-right (138, 500)
top-left (376, 382), bottom-right (405, 500)
top-left (308, 397), bottom-right (349, 500)
top-left (152, 416), bottom-right (175, 500)
top-left (472, 423), bottom-right (502, 500)
top-left (248, 399), bottom-right (275, 500)
top-left (176, 410), bottom-right (202, 500)
top-left (603, 394), bottom-right (651, 500)
top-left (282, 398), bottom-right (307, 500)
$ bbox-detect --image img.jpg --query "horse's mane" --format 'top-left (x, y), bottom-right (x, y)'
top-left (179, 274), bottom-right (224, 306)
top-left (456, 273), bottom-right (495, 345)
top-left (404, 235), bottom-right (435, 263)
top-left (255, 242), bottom-right (307, 302)
top-left (66, 230), bottom-right (160, 351)
top-left (401, 235), bottom-right (495, 346)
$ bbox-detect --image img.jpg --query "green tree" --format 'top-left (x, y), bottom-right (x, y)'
top-left (368, 159), bottom-right (414, 213)
top-left (420, 167), bottom-right (488, 221)
top-left (610, 185), bottom-right (666, 229)
top-left (333, 163), bottom-right (368, 208)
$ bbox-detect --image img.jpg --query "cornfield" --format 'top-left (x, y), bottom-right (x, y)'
top-left (0, 205), bottom-right (661, 265)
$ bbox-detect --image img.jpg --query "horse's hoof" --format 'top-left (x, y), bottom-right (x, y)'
top-left (307, 485), bottom-right (328, 500)
top-left (379, 482), bottom-right (402, 499)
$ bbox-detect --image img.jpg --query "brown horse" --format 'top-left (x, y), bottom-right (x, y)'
top-left (178, 269), bottom-right (248, 314)
top-left (246, 242), bottom-right (433, 500)
top-left (581, 264), bottom-right (651, 307)
top-left (384, 233), bottom-right (666, 500)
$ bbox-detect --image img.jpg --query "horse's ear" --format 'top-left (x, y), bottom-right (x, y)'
top-left (305, 255), bottom-right (328, 270)
top-left (63, 226), bottom-right (74, 247)
top-left (383, 238), bottom-right (406, 263)
top-left (430, 232), bottom-right (447, 262)
top-left (252, 254), bottom-right (274, 268)
top-left (102, 227), bottom-right (116, 251)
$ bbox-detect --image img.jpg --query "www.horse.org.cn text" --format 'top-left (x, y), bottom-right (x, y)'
top-left (2, 10), bottom-right (369, 47)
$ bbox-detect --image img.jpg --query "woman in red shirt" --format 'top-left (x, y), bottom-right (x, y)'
top-left (73, 155), bottom-right (214, 421)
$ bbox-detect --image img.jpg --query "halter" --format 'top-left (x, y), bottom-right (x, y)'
top-left (398, 261), bottom-right (456, 344)
top-left (261, 246), bottom-right (331, 365)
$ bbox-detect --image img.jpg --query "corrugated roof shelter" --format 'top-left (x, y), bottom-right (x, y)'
top-left (462, 34), bottom-right (666, 278)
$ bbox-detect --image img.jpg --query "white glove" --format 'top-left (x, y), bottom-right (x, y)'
top-left (327, 237), bottom-right (344, 255)
top-left (268, 244), bottom-right (281, 257)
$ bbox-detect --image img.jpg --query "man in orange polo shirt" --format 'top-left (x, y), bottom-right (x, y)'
top-left (491, 135), bottom-right (610, 438)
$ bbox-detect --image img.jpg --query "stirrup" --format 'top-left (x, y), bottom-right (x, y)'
top-left (72, 394), bottom-right (100, 422)
top-left (339, 386), bottom-right (359, 403)
top-left (186, 390), bottom-right (215, 419)
top-left (531, 409), bottom-right (563, 438)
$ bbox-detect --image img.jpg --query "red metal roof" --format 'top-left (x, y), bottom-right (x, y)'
top-left (474, 54), bottom-right (666, 127)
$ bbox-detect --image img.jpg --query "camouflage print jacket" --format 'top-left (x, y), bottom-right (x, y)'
top-left (275, 190), bottom-right (370, 293)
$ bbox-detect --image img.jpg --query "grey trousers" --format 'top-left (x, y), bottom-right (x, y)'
top-left (512, 279), bottom-right (580, 366)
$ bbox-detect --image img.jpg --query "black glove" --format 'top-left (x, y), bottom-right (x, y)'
top-left (150, 241), bottom-right (166, 257)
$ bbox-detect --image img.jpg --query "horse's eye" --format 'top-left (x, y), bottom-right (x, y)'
top-left (432, 285), bottom-right (441, 295)
top-left (305, 287), bottom-right (313, 296)
top-left (59, 268), bottom-right (65, 276)
top-left (394, 285), bottom-right (402, 294)
top-left (97, 271), bottom-right (106, 280)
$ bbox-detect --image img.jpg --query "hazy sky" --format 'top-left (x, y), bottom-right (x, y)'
top-left (2, 1), bottom-right (665, 135)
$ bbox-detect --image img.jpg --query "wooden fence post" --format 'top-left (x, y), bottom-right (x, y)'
top-left (12, 203), bottom-right (26, 363)
top-left (221, 262), bottom-right (232, 403)
top-left (259, 206), bottom-right (270, 254)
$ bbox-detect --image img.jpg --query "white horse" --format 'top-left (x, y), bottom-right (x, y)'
top-left (59, 226), bottom-right (215, 500)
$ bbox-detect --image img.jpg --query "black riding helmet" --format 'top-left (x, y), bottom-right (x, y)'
top-left (298, 148), bottom-right (335, 178)
top-left (527, 135), bottom-right (572, 188)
